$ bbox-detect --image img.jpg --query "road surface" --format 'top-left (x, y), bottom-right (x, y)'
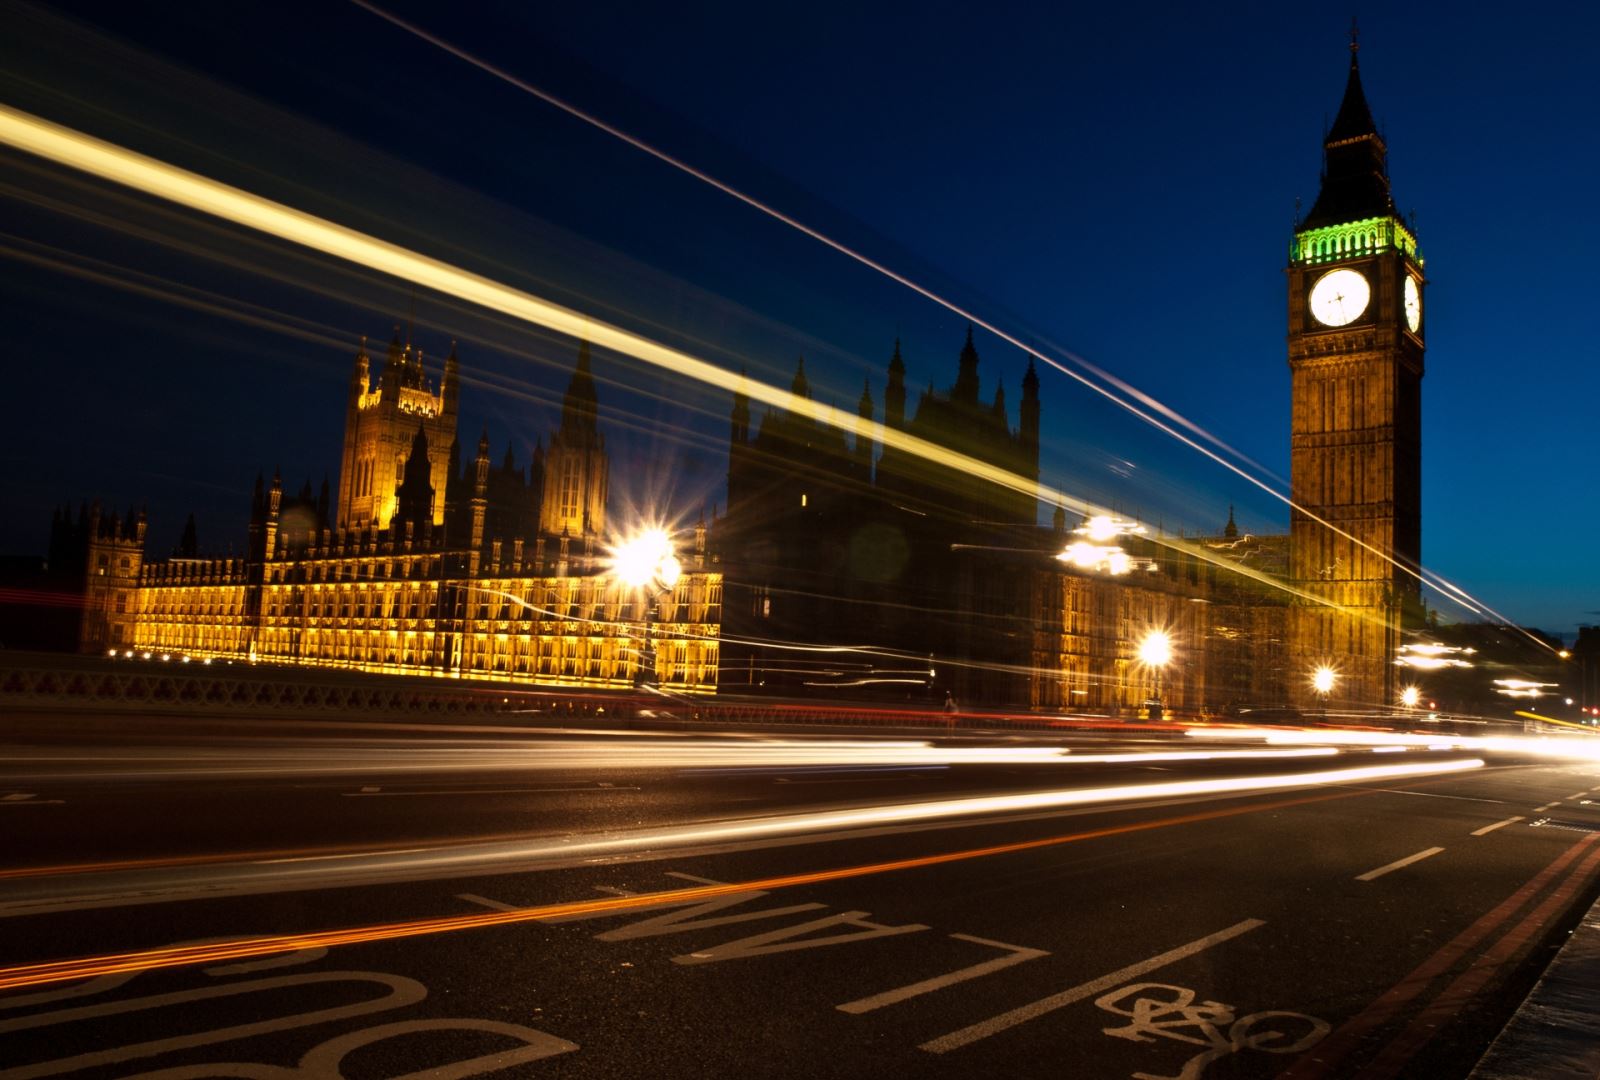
top-left (2, 710), bottom-right (1598, 1078)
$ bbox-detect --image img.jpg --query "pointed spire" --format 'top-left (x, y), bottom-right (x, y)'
top-left (1224, 504), bottom-right (1238, 539)
top-left (560, 339), bottom-right (600, 434)
top-left (992, 379), bottom-right (1006, 418)
top-left (790, 356), bottom-right (810, 400)
top-left (1326, 25), bottom-right (1378, 144)
top-left (178, 512), bottom-right (198, 558)
top-left (1301, 34), bottom-right (1394, 230)
top-left (953, 325), bottom-right (981, 403)
top-left (1022, 354), bottom-right (1040, 396)
top-left (394, 421), bottom-right (436, 532)
top-left (884, 339), bottom-right (907, 431)
top-left (858, 377), bottom-right (874, 417)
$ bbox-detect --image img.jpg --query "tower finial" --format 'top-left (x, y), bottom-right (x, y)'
top-left (1349, 16), bottom-right (1359, 57)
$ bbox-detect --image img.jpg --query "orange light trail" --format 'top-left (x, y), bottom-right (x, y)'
top-left (0, 782), bottom-right (1404, 993)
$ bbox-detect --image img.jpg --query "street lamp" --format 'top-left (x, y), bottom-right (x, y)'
top-left (1312, 665), bottom-right (1337, 719)
top-left (1138, 629), bottom-right (1173, 720)
top-left (607, 528), bottom-right (682, 689)
top-left (1400, 685), bottom-right (1421, 710)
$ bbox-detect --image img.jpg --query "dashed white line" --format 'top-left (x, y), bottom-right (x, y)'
top-left (1534, 803), bottom-right (1557, 812)
top-left (919, 918), bottom-right (1265, 1053)
top-left (1568, 791), bottom-right (1590, 801)
top-left (1355, 846), bottom-right (1445, 882)
top-left (1471, 816), bottom-right (1525, 837)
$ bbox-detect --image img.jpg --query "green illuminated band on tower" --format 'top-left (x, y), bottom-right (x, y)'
top-left (1291, 215), bottom-right (1421, 267)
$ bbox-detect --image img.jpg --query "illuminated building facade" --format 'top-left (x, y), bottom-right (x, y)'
top-left (67, 338), bottom-right (722, 693)
top-left (1286, 38), bottom-right (1424, 708)
top-left (338, 332), bottom-right (459, 529)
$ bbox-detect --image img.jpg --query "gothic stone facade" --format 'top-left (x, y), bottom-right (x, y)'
top-left (68, 338), bottom-right (721, 693)
top-left (1286, 42), bottom-right (1425, 709)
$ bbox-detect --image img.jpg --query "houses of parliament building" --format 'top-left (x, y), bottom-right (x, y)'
top-left (45, 40), bottom-right (1423, 714)
top-left (56, 334), bottom-right (724, 693)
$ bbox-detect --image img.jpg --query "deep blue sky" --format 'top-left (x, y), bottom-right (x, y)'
top-left (1, 2), bottom-right (1596, 634)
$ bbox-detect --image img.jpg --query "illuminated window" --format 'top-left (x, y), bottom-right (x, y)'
top-left (558, 457), bottom-right (581, 523)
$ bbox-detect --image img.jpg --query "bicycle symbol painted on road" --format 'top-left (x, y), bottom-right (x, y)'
top-left (1095, 982), bottom-right (1329, 1080)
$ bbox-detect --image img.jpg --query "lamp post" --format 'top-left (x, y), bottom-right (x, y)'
top-left (607, 528), bottom-right (682, 689)
top-left (1138, 629), bottom-right (1173, 720)
top-left (1312, 665), bottom-right (1338, 721)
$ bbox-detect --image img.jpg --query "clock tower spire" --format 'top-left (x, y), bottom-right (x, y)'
top-left (1287, 37), bottom-right (1425, 711)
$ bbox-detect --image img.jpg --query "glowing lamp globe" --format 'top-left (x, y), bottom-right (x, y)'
top-left (1138, 630), bottom-right (1173, 668)
top-left (1312, 666), bottom-right (1337, 696)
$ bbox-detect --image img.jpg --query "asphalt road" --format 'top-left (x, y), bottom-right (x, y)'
top-left (3, 710), bottom-right (1600, 1079)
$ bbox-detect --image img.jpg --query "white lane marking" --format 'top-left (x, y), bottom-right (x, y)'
top-left (460, 875), bottom-right (825, 935)
top-left (0, 792), bottom-right (62, 806)
top-left (837, 933), bottom-right (1048, 1014)
top-left (1534, 803), bottom-right (1557, 812)
top-left (359, 786), bottom-right (380, 793)
top-left (341, 785), bottom-right (639, 797)
top-left (0, 971), bottom-right (427, 1076)
top-left (1358, 788), bottom-right (1504, 805)
top-left (1355, 846), bottom-right (1445, 882)
top-left (1472, 816), bottom-right (1526, 837)
top-left (919, 919), bottom-right (1266, 1054)
top-left (673, 910), bottom-right (928, 964)
top-left (3, 793), bottom-right (35, 801)
top-left (1569, 791), bottom-right (1590, 800)
top-left (459, 892), bottom-right (517, 912)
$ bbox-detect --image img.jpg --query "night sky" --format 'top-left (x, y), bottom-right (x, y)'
top-left (1, 2), bottom-right (1596, 635)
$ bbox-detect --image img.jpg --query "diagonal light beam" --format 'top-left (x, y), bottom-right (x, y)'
top-left (0, 101), bottom-right (1336, 610)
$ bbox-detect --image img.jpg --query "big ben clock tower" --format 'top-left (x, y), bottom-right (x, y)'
top-left (1288, 33), bottom-right (1424, 710)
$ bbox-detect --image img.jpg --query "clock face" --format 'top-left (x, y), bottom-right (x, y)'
top-left (1309, 268), bottom-right (1370, 327)
top-left (1404, 275), bottom-right (1422, 333)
